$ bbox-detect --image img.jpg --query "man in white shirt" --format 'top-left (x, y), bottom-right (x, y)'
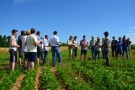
top-left (26, 28), bottom-right (40, 70)
top-left (21, 30), bottom-right (31, 69)
top-left (9, 29), bottom-right (20, 70)
top-left (43, 35), bottom-right (49, 64)
top-left (49, 31), bottom-right (62, 67)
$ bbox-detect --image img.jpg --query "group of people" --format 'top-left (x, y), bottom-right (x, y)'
top-left (9, 29), bottom-right (62, 70)
top-left (9, 29), bottom-right (132, 71)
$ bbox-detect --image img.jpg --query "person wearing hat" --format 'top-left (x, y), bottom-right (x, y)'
top-left (67, 35), bottom-right (74, 60)
top-left (49, 31), bottom-right (62, 67)
top-left (116, 37), bottom-right (123, 60)
top-left (21, 30), bottom-right (31, 70)
top-left (18, 30), bottom-right (25, 68)
top-left (80, 35), bottom-right (89, 61)
top-left (111, 36), bottom-right (117, 57)
top-left (72, 36), bottom-right (78, 59)
top-left (103, 31), bottom-right (111, 66)
top-left (94, 37), bottom-right (102, 60)
top-left (90, 36), bottom-right (96, 59)
top-left (122, 35), bottom-right (129, 59)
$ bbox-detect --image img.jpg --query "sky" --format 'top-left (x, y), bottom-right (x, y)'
top-left (0, 0), bottom-right (135, 43)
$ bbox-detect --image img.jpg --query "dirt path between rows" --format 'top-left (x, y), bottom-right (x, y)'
top-left (50, 67), bottom-right (68, 90)
top-left (10, 74), bottom-right (25, 90)
top-left (35, 66), bottom-right (43, 90)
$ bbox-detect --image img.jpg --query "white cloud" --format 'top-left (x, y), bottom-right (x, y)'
top-left (126, 26), bottom-right (135, 44)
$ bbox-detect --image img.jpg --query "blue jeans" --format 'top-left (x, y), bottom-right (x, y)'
top-left (43, 51), bottom-right (48, 64)
top-left (52, 46), bottom-right (62, 66)
top-left (122, 47), bottom-right (129, 59)
top-left (90, 46), bottom-right (95, 59)
top-left (104, 49), bottom-right (110, 66)
top-left (73, 47), bottom-right (78, 58)
top-left (95, 51), bottom-right (100, 60)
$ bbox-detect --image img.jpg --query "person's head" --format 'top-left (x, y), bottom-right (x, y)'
top-left (74, 36), bottom-right (77, 40)
top-left (21, 30), bottom-right (25, 36)
top-left (12, 29), bottom-right (18, 37)
top-left (112, 36), bottom-right (115, 40)
top-left (91, 36), bottom-right (94, 40)
top-left (123, 35), bottom-right (126, 40)
top-left (127, 38), bottom-right (130, 41)
top-left (83, 35), bottom-right (86, 40)
top-left (36, 31), bottom-right (40, 36)
top-left (69, 35), bottom-right (73, 40)
top-left (26, 30), bottom-right (31, 35)
top-left (102, 38), bottom-right (104, 41)
top-left (97, 37), bottom-right (100, 42)
top-left (118, 37), bottom-right (122, 40)
top-left (31, 28), bottom-right (36, 34)
top-left (53, 31), bottom-right (57, 35)
top-left (104, 31), bottom-right (109, 37)
top-left (45, 35), bottom-right (49, 39)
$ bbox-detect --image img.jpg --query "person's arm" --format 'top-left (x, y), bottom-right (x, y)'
top-left (56, 37), bottom-right (61, 45)
top-left (34, 36), bottom-right (40, 46)
top-left (11, 37), bottom-right (20, 48)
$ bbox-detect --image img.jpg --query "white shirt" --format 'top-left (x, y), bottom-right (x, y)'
top-left (44, 38), bottom-right (49, 51)
top-left (26, 34), bottom-right (38, 52)
top-left (9, 36), bottom-right (17, 51)
top-left (50, 35), bottom-right (59, 46)
top-left (22, 35), bottom-right (27, 52)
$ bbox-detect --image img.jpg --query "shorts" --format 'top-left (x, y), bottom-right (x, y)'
top-left (116, 49), bottom-right (122, 57)
top-left (10, 50), bottom-right (17, 62)
top-left (28, 52), bottom-right (37, 62)
top-left (18, 48), bottom-right (23, 58)
top-left (81, 50), bottom-right (87, 55)
top-left (24, 52), bottom-right (28, 61)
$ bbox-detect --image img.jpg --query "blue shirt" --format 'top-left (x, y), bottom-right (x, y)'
top-left (117, 40), bottom-right (123, 50)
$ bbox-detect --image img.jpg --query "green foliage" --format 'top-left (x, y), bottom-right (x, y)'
top-left (0, 35), bottom-right (11, 47)
top-left (131, 44), bottom-right (135, 49)
top-left (20, 70), bottom-right (37, 90)
top-left (42, 68), bottom-right (61, 90)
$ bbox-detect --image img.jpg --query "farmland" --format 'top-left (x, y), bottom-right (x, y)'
top-left (0, 47), bottom-right (135, 90)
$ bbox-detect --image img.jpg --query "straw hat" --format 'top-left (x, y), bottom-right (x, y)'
top-left (26, 30), bottom-right (31, 35)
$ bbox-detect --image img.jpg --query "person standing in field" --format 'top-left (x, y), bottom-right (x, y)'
top-left (43, 35), bottom-right (50, 64)
top-left (36, 31), bottom-right (43, 66)
top-left (49, 31), bottom-right (62, 67)
top-left (101, 38), bottom-right (105, 59)
top-left (41, 37), bottom-right (44, 60)
top-left (103, 31), bottom-right (111, 66)
top-left (111, 36), bottom-right (117, 57)
top-left (21, 30), bottom-right (31, 70)
top-left (72, 36), bottom-right (78, 59)
top-left (26, 28), bottom-right (40, 70)
top-left (80, 35), bottom-right (89, 61)
top-left (94, 37), bottom-right (102, 60)
top-left (18, 30), bottom-right (25, 68)
top-left (122, 35), bottom-right (129, 59)
top-left (116, 37), bottom-right (123, 60)
top-left (127, 38), bottom-right (132, 57)
top-left (67, 36), bottom-right (74, 60)
top-left (9, 29), bottom-right (20, 70)
top-left (90, 36), bottom-right (96, 59)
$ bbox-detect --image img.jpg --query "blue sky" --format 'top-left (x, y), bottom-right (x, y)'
top-left (0, 0), bottom-right (135, 43)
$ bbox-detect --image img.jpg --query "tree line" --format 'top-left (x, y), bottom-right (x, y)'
top-left (0, 35), bottom-right (68, 47)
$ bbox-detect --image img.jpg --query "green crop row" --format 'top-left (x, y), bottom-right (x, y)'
top-left (0, 67), bottom-right (21, 90)
top-left (0, 70), bottom-right (7, 80)
top-left (42, 68), bottom-right (61, 90)
top-left (71, 61), bottom-right (135, 90)
top-left (20, 69), bottom-right (37, 90)
top-left (57, 65), bottom-right (91, 90)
